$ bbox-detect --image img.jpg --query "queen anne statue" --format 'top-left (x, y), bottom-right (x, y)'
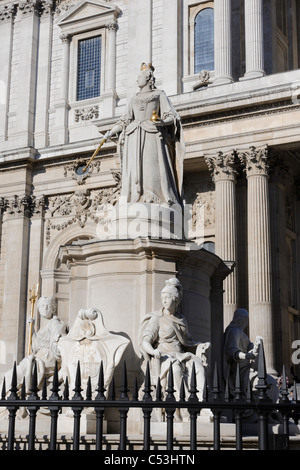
top-left (105, 63), bottom-right (185, 207)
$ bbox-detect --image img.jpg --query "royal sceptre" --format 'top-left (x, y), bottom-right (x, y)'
top-left (82, 137), bottom-right (107, 174)
top-left (28, 283), bottom-right (39, 356)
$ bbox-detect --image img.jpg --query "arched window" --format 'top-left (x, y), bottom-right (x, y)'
top-left (194, 8), bottom-right (214, 74)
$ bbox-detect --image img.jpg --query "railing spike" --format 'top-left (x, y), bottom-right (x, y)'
top-left (142, 362), bottom-right (152, 402)
top-left (1, 378), bottom-right (6, 400)
top-left (180, 378), bottom-right (186, 401)
top-left (86, 377), bottom-right (92, 400)
top-left (42, 377), bottom-right (47, 400)
top-left (255, 340), bottom-right (269, 400)
top-left (156, 377), bottom-right (162, 401)
top-left (120, 361), bottom-right (129, 400)
top-left (8, 362), bottom-right (18, 400)
top-left (96, 361), bottom-right (106, 400)
top-left (63, 377), bottom-right (69, 400)
top-left (188, 362), bottom-right (198, 402)
top-left (110, 376), bottom-right (116, 400)
top-left (234, 362), bottom-right (242, 401)
top-left (133, 377), bottom-right (139, 401)
top-left (21, 377), bottom-right (26, 400)
top-left (72, 361), bottom-right (83, 400)
top-left (29, 361), bottom-right (39, 400)
top-left (166, 363), bottom-right (176, 402)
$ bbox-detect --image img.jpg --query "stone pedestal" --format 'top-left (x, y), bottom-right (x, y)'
top-left (56, 236), bottom-right (231, 400)
top-left (101, 202), bottom-right (184, 240)
top-left (0, 411), bottom-right (107, 436)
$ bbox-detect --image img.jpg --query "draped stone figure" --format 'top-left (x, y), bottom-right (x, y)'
top-left (3, 296), bottom-right (67, 396)
top-left (105, 63), bottom-right (185, 207)
top-left (58, 308), bottom-right (129, 393)
top-left (0, 297), bottom-right (66, 418)
top-left (138, 278), bottom-right (210, 420)
top-left (223, 308), bottom-right (279, 403)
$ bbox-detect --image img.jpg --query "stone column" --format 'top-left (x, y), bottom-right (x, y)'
top-left (162, 0), bottom-right (180, 95)
top-left (102, 21), bottom-right (118, 117)
top-left (213, 0), bottom-right (234, 86)
top-left (238, 146), bottom-right (275, 373)
top-left (0, 3), bottom-right (15, 142)
top-left (243, 0), bottom-right (265, 79)
top-left (269, 154), bottom-right (290, 369)
top-left (25, 196), bottom-right (46, 350)
top-left (34, 0), bottom-right (54, 148)
top-left (205, 151), bottom-right (238, 327)
top-left (51, 33), bottom-right (71, 145)
top-left (1, 195), bottom-right (32, 364)
top-left (13, 0), bottom-right (40, 148)
top-left (127, 0), bottom-right (152, 94)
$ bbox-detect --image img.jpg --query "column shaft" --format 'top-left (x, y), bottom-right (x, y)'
top-left (239, 147), bottom-right (275, 373)
top-left (213, 0), bottom-right (234, 85)
top-left (205, 151), bottom-right (238, 327)
top-left (243, 0), bottom-right (265, 79)
top-left (51, 34), bottom-right (70, 145)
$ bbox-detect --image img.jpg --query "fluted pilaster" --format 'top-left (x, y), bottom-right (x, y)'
top-left (213, 0), bottom-right (234, 86)
top-left (243, 0), bottom-right (265, 79)
top-left (238, 146), bottom-right (275, 373)
top-left (205, 151), bottom-right (238, 326)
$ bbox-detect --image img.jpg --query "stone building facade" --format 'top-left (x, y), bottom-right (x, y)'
top-left (0, 0), bottom-right (300, 383)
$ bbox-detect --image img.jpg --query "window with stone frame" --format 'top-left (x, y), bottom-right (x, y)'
top-left (77, 35), bottom-right (102, 101)
top-left (194, 6), bottom-right (214, 74)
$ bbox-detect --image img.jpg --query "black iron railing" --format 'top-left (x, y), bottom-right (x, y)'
top-left (0, 342), bottom-right (299, 451)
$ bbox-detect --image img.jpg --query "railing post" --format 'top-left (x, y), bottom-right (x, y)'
top-left (72, 362), bottom-right (83, 451)
top-left (95, 361), bottom-right (106, 451)
top-left (234, 362), bottom-right (243, 451)
top-left (27, 362), bottom-right (40, 451)
top-left (278, 365), bottom-right (290, 450)
top-left (119, 362), bottom-right (129, 451)
top-left (255, 341), bottom-right (270, 450)
top-left (48, 362), bottom-right (60, 451)
top-left (165, 363), bottom-right (176, 451)
top-left (211, 362), bottom-right (221, 451)
top-left (142, 362), bottom-right (152, 451)
top-left (188, 363), bottom-right (199, 451)
top-left (6, 363), bottom-right (19, 451)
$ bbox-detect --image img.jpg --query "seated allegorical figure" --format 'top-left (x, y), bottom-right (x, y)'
top-left (4, 296), bottom-right (67, 396)
top-left (138, 278), bottom-right (210, 419)
top-left (223, 308), bottom-right (279, 403)
top-left (58, 307), bottom-right (130, 395)
top-left (0, 296), bottom-right (67, 418)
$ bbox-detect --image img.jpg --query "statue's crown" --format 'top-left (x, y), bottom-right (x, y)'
top-left (141, 62), bottom-right (154, 72)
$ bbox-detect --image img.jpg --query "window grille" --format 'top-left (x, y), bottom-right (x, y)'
top-left (194, 8), bottom-right (214, 74)
top-left (77, 36), bottom-right (101, 101)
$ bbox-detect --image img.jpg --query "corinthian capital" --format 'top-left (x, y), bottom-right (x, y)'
top-left (0, 3), bottom-right (16, 22)
top-left (238, 145), bottom-right (269, 177)
top-left (205, 150), bottom-right (238, 182)
top-left (19, 0), bottom-right (40, 15)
